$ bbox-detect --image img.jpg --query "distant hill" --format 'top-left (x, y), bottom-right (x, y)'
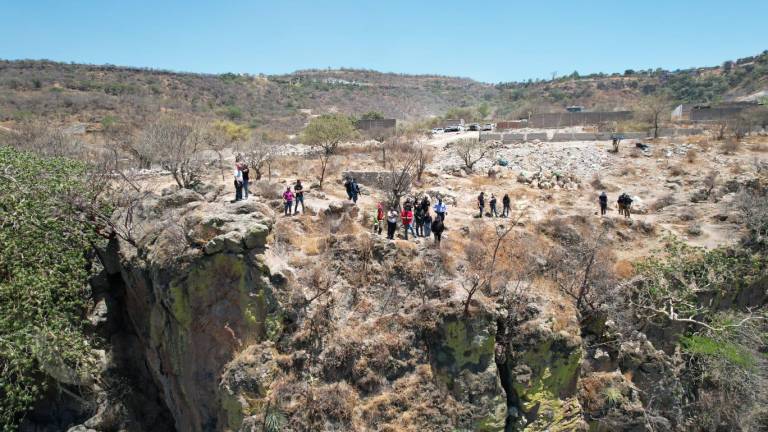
top-left (0, 51), bottom-right (766, 132)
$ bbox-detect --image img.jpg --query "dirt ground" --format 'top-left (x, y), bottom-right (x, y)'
top-left (146, 129), bottom-right (766, 267)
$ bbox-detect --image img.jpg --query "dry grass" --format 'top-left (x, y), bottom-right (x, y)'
top-left (298, 236), bottom-right (327, 255)
top-left (751, 142), bottom-right (768, 152)
top-left (619, 166), bottom-right (636, 177)
top-left (470, 175), bottom-right (498, 187)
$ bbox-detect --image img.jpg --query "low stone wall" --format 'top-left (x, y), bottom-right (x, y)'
top-left (482, 128), bottom-right (706, 143)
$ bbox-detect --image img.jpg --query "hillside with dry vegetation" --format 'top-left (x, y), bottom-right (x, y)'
top-left (1, 52), bottom-right (768, 432)
top-left (1, 51), bottom-right (766, 133)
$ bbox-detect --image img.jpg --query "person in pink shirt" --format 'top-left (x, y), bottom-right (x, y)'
top-left (282, 187), bottom-right (294, 216)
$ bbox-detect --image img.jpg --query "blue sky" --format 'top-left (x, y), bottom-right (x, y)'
top-left (1, 0), bottom-right (766, 83)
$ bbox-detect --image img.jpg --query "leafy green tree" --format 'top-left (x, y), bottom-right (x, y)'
top-left (476, 102), bottom-right (491, 120)
top-left (301, 114), bottom-right (357, 188)
top-left (0, 147), bottom-right (101, 430)
top-left (360, 111), bottom-right (384, 120)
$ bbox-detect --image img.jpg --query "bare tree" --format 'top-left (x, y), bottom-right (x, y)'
top-left (244, 134), bottom-right (277, 181)
top-left (386, 152), bottom-right (417, 210)
top-left (549, 228), bottom-right (615, 312)
top-left (415, 143), bottom-right (432, 182)
top-left (1, 121), bottom-right (84, 159)
top-left (640, 93), bottom-right (672, 139)
top-left (453, 138), bottom-right (491, 173)
top-left (461, 212), bottom-right (525, 315)
top-left (141, 116), bottom-right (204, 189)
top-left (365, 126), bottom-right (395, 165)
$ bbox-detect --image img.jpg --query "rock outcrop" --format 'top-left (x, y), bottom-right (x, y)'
top-left (108, 189), bottom-right (280, 432)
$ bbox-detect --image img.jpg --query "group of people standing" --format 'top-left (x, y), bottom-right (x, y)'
top-left (476, 192), bottom-right (511, 218)
top-left (374, 196), bottom-right (447, 244)
top-left (282, 180), bottom-right (305, 215)
top-left (598, 191), bottom-right (633, 218)
top-left (233, 157), bottom-right (250, 201)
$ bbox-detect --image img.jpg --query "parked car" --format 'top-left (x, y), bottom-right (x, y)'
top-left (468, 124), bottom-right (480, 131)
top-left (431, 128), bottom-right (444, 134)
top-left (481, 123), bottom-right (494, 131)
top-left (444, 126), bottom-right (460, 132)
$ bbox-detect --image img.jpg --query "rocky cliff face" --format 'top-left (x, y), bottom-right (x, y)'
top-left (104, 189), bottom-right (280, 431)
top-left (56, 187), bottom-right (687, 432)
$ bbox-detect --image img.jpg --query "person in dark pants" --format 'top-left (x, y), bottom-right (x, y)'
top-left (477, 191), bottom-right (485, 217)
top-left (414, 205), bottom-right (425, 237)
top-left (431, 217), bottom-right (445, 245)
top-left (344, 177), bottom-right (354, 200)
top-left (350, 178), bottom-right (360, 203)
top-left (420, 196), bottom-right (430, 214)
top-left (423, 210), bottom-right (433, 238)
top-left (240, 161), bottom-right (250, 199)
top-left (502, 193), bottom-right (511, 217)
top-left (233, 163), bottom-right (244, 201)
top-left (489, 194), bottom-right (498, 217)
top-left (294, 179), bottom-right (305, 214)
top-left (434, 198), bottom-right (447, 222)
top-left (599, 191), bottom-right (608, 216)
top-left (386, 208), bottom-right (398, 240)
top-left (282, 187), bottom-right (294, 216)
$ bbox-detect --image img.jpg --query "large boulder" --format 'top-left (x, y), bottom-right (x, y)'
top-left (108, 188), bottom-right (279, 432)
top-left (427, 310), bottom-right (507, 431)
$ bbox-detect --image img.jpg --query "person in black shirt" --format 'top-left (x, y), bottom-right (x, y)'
top-left (240, 161), bottom-right (250, 199)
top-left (502, 193), bottom-right (511, 217)
top-left (294, 179), bottom-right (304, 214)
top-left (477, 192), bottom-right (485, 217)
top-left (599, 192), bottom-right (608, 216)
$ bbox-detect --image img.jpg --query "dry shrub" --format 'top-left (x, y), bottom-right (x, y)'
top-left (273, 156), bottom-right (301, 176)
top-left (668, 163), bottom-right (686, 177)
top-left (438, 243), bottom-right (456, 276)
top-left (678, 207), bottom-right (698, 221)
top-left (356, 364), bottom-right (460, 431)
top-left (686, 148), bottom-right (698, 163)
top-left (651, 194), bottom-right (675, 212)
top-left (720, 138), bottom-right (739, 154)
top-left (613, 260), bottom-right (635, 279)
top-left (686, 223), bottom-right (703, 237)
top-left (730, 163), bottom-right (744, 175)
top-left (590, 173), bottom-right (606, 190)
top-left (252, 180), bottom-right (283, 199)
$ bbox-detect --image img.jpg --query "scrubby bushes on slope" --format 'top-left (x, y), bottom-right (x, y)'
top-left (0, 147), bottom-right (101, 430)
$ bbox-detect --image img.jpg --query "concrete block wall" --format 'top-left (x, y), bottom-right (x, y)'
top-left (529, 111), bottom-right (633, 128)
top-left (502, 133), bottom-right (525, 142)
top-left (525, 133), bottom-right (548, 141)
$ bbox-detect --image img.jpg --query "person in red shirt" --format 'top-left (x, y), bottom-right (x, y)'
top-left (400, 201), bottom-right (416, 240)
